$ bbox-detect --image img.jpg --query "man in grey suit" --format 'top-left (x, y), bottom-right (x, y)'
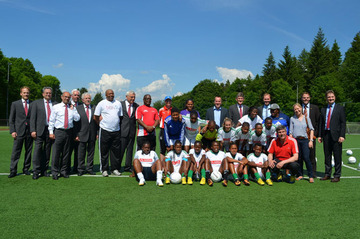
top-left (8, 86), bottom-right (33, 178)
top-left (205, 96), bottom-right (229, 128)
top-left (74, 93), bottom-right (98, 175)
top-left (30, 87), bottom-right (55, 179)
top-left (228, 92), bottom-right (249, 126)
top-left (120, 90), bottom-right (139, 173)
top-left (257, 93), bottom-right (271, 119)
top-left (68, 89), bottom-right (82, 174)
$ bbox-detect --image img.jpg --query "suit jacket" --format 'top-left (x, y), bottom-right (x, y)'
top-left (319, 103), bottom-right (346, 141)
top-left (257, 105), bottom-right (271, 119)
top-left (205, 106), bottom-right (229, 127)
top-left (305, 103), bottom-right (320, 137)
top-left (9, 99), bottom-right (31, 137)
top-left (229, 104), bottom-right (249, 125)
top-left (30, 99), bottom-right (54, 136)
top-left (120, 101), bottom-right (139, 137)
top-left (74, 104), bottom-right (98, 142)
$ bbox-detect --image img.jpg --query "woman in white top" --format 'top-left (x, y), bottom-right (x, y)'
top-left (237, 106), bottom-right (263, 130)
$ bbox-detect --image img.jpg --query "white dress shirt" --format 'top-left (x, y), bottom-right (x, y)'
top-left (43, 99), bottom-right (54, 125)
top-left (48, 102), bottom-right (80, 134)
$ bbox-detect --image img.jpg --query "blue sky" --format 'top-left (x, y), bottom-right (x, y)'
top-left (1, 0), bottom-right (359, 103)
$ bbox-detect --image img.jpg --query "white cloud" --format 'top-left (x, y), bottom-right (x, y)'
top-left (174, 92), bottom-right (183, 97)
top-left (216, 66), bottom-right (254, 83)
top-left (88, 73), bottom-right (131, 100)
top-left (136, 74), bottom-right (175, 103)
top-left (53, 63), bottom-right (63, 68)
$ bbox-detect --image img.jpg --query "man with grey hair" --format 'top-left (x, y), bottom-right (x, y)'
top-left (30, 87), bottom-right (55, 179)
top-left (69, 89), bottom-right (82, 173)
top-left (120, 90), bottom-right (139, 173)
top-left (229, 92), bottom-right (249, 127)
top-left (74, 93), bottom-right (98, 175)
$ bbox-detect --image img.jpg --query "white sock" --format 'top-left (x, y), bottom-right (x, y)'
top-left (156, 170), bottom-right (163, 181)
top-left (137, 173), bottom-right (145, 181)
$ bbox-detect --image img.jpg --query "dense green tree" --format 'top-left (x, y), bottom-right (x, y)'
top-left (270, 79), bottom-right (296, 116)
top-left (91, 92), bottom-right (104, 106)
top-left (153, 100), bottom-right (163, 111)
top-left (40, 75), bottom-right (62, 102)
top-left (330, 40), bottom-right (342, 72)
top-left (262, 51), bottom-right (279, 90)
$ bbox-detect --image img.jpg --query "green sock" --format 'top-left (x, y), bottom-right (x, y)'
top-left (254, 172), bottom-right (261, 180)
top-left (266, 172), bottom-right (271, 180)
top-left (188, 170), bottom-right (193, 178)
top-left (167, 172), bottom-right (170, 178)
top-left (233, 174), bottom-right (239, 180)
top-left (244, 174), bottom-right (249, 180)
top-left (181, 173), bottom-right (185, 178)
top-left (201, 169), bottom-right (206, 179)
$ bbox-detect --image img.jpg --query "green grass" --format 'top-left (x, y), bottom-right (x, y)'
top-left (0, 130), bottom-right (359, 238)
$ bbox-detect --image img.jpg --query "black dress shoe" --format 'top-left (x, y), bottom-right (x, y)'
top-left (331, 177), bottom-right (340, 183)
top-left (77, 172), bottom-right (84, 176)
top-left (23, 170), bottom-right (31, 175)
top-left (8, 172), bottom-right (17, 178)
top-left (124, 168), bottom-right (133, 173)
top-left (52, 175), bottom-right (59, 180)
top-left (61, 174), bottom-right (70, 178)
top-left (41, 172), bottom-right (50, 177)
top-left (32, 174), bottom-right (40, 180)
top-left (87, 171), bottom-right (96, 175)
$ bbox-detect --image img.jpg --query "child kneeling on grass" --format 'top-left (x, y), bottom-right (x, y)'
top-left (225, 143), bottom-right (248, 186)
top-left (246, 143), bottom-right (273, 186)
top-left (133, 141), bottom-right (164, 187)
top-left (164, 140), bottom-right (189, 185)
top-left (188, 141), bottom-right (206, 185)
top-left (204, 141), bottom-right (229, 187)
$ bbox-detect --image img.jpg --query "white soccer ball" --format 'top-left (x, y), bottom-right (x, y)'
top-left (331, 158), bottom-right (335, 167)
top-left (348, 156), bottom-right (357, 164)
top-left (170, 172), bottom-right (182, 184)
top-left (210, 171), bottom-right (223, 182)
top-left (346, 150), bottom-right (353, 156)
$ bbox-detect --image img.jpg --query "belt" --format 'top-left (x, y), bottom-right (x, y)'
top-left (296, 136), bottom-right (307, 140)
top-left (55, 128), bottom-right (72, 131)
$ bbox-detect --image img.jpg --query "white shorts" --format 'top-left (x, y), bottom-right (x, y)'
top-left (184, 136), bottom-right (196, 146)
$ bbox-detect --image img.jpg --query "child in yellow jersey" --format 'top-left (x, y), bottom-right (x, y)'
top-left (195, 120), bottom-right (217, 151)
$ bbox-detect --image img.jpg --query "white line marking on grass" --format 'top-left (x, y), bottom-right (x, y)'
top-left (342, 164), bottom-right (359, 171)
top-left (0, 173), bottom-right (130, 177)
top-left (343, 148), bottom-right (360, 151)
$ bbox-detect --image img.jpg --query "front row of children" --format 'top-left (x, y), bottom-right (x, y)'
top-left (133, 139), bottom-right (273, 187)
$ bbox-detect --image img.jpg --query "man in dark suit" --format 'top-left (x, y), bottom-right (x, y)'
top-left (228, 92), bottom-right (249, 127)
top-left (30, 87), bottom-right (54, 179)
top-left (205, 96), bottom-right (229, 128)
top-left (8, 86), bottom-right (33, 178)
top-left (318, 90), bottom-right (346, 183)
top-left (301, 92), bottom-right (320, 178)
top-left (74, 93), bottom-right (98, 176)
top-left (68, 89), bottom-right (82, 174)
top-left (119, 90), bottom-right (139, 173)
top-left (257, 93), bottom-right (271, 119)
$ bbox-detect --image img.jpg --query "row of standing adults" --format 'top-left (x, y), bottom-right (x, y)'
top-left (8, 87), bottom-right (345, 182)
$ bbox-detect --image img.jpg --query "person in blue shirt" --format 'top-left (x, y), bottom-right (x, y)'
top-left (164, 107), bottom-right (186, 151)
top-left (269, 103), bottom-right (290, 135)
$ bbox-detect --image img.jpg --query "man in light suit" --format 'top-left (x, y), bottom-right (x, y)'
top-left (318, 90), bottom-right (346, 183)
top-left (120, 90), bottom-right (139, 173)
top-left (257, 93), bottom-right (271, 119)
top-left (205, 96), bottom-right (229, 128)
top-left (8, 86), bottom-right (33, 178)
top-left (30, 87), bottom-right (54, 179)
top-left (301, 92), bottom-right (320, 178)
top-left (229, 92), bottom-right (249, 127)
top-left (74, 93), bottom-right (98, 176)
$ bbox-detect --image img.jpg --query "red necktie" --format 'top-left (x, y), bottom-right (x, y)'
top-left (304, 105), bottom-right (308, 117)
top-left (64, 105), bottom-right (69, 129)
top-left (86, 105), bottom-right (90, 121)
top-left (128, 104), bottom-right (131, 117)
top-left (46, 101), bottom-right (51, 123)
top-left (239, 106), bottom-right (243, 118)
top-left (326, 105), bottom-right (331, 129)
top-left (24, 100), bottom-right (28, 116)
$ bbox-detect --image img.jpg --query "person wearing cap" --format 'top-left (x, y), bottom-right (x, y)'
top-left (229, 92), bottom-right (249, 127)
top-left (205, 96), bottom-right (229, 128)
top-left (257, 93), bottom-right (271, 119)
top-left (159, 96), bottom-right (172, 161)
top-left (135, 94), bottom-right (160, 151)
top-left (269, 103), bottom-right (290, 135)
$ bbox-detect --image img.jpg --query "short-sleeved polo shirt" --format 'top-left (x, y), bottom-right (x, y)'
top-left (267, 136), bottom-right (298, 161)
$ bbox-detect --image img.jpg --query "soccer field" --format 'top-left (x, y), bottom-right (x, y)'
top-left (0, 131), bottom-right (359, 238)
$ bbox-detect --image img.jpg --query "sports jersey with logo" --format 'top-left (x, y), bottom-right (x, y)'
top-left (206, 150), bottom-right (226, 172)
top-left (94, 99), bottom-right (122, 132)
top-left (247, 152), bottom-right (268, 178)
top-left (164, 115), bottom-right (185, 146)
top-left (239, 115), bottom-right (263, 130)
top-left (189, 148), bottom-right (206, 167)
top-left (134, 150), bottom-right (159, 168)
top-left (271, 113), bottom-right (290, 135)
top-left (225, 152), bottom-right (244, 170)
top-left (249, 130), bottom-right (267, 146)
top-left (234, 126), bottom-right (250, 150)
top-left (183, 116), bottom-right (207, 140)
top-left (166, 150), bottom-right (189, 173)
top-left (217, 127), bottom-right (236, 151)
top-left (159, 106), bottom-right (172, 129)
top-left (135, 105), bottom-right (159, 136)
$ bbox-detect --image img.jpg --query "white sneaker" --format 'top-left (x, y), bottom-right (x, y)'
top-left (112, 170), bottom-right (121, 176)
top-left (102, 171), bottom-right (109, 177)
top-left (139, 179), bottom-right (145, 186)
top-left (157, 180), bottom-right (164, 187)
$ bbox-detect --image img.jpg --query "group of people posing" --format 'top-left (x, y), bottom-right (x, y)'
top-left (8, 87), bottom-right (346, 186)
